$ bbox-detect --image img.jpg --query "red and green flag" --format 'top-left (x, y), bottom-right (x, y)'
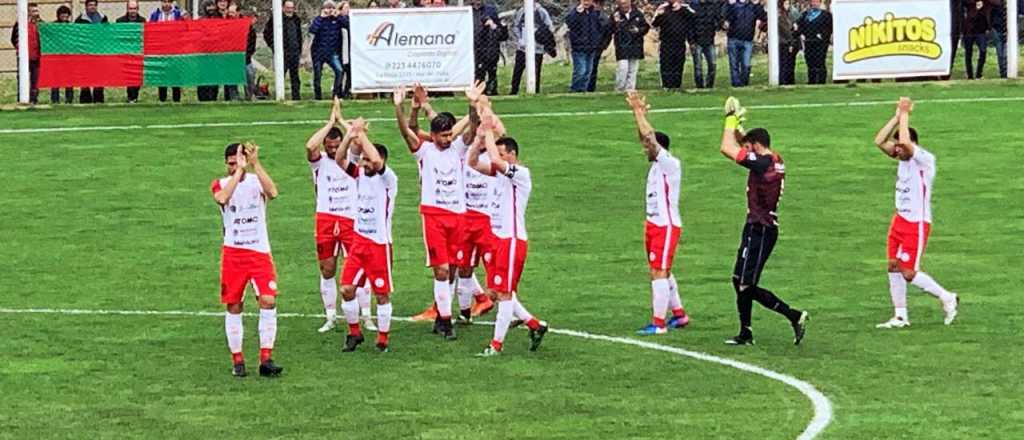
top-left (38, 19), bottom-right (251, 88)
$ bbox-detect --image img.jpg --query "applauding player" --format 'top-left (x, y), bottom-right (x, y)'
top-left (626, 92), bottom-right (690, 335)
top-left (872, 97), bottom-right (959, 328)
top-left (718, 97), bottom-right (809, 346)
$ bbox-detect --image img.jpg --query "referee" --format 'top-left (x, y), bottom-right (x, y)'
top-left (718, 97), bottom-right (808, 346)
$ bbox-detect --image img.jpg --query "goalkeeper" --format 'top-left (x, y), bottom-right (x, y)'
top-left (718, 97), bottom-right (809, 346)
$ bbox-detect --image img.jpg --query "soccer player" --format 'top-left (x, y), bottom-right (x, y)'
top-left (394, 85), bottom-right (471, 340)
top-left (872, 97), bottom-right (959, 328)
top-left (334, 118), bottom-right (398, 352)
top-left (625, 92), bottom-right (691, 335)
top-left (718, 97), bottom-right (808, 346)
top-left (305, 99), bottom-right (375, 333)
top-left (211, 143), bottom-right (283, 377)
top-left (468, 103), bottom-right (548, 357)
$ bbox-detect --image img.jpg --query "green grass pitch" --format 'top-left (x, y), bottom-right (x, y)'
top-left (1, 81), bottom-right (1022, 439)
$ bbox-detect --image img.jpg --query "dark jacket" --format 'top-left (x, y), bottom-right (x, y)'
top-left (596, 8), bottom-right (614, 54)
top-left (565, 6), bottom-right (603, 52)
top-left (963, 0), bottom-right (997, 35)
top-left (336, 16), bottom-right (350, 65)
top-left (689, 0), bottom-right (722, 46)
top-left (613, 7), bottom-right (650, 60)
top-left (950, 0), bottom-right (965, 35)
top-left (722, 1), bottom-right (764, 41)
top-left (263, 13), bottom-right (304, 60)
top-left (473, 4), bottom-right (507, 65)
top-left (246, 23), bottom-right (257, 64)
top-left (115, 14), bottom-right (146, 23)
top-left (309, 15), bottom-right (344, 61)
top-left (75, 11), bottom-right (109, 24)
top-left (796, 8), bottom-right (832, 44)
top-left (652, 4), bottom-right (694, 49)
top-left (778, 10), bottom-right (796, 46)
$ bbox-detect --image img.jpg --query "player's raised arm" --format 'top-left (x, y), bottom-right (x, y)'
top-left (356, 124), bottom-right (384, 172)
top-left (334, 97), bottom-right (352, 132)
top-left (719, 97), bottom-right (746, 161)
top-left (897, 97), bottom-right (915, 157)
top-left (626, 91), bottom-right (659, 152)
top-left (460, 81), bottom-right (486, 144)
top-left (482, 117), bottom-right (508, 174)
top-left (213, 147), bottom-right (247, 206)
top-left (466, 130), bottom-right (493, 175)
top-left (873, 100), bottom-right (902, 158)
top-left (393, 86), bottom-right (423, 152)
top-left (305, 101), bottom-right (340, 161)
top-left (246, 143), bottom-right (279, 200)
top-left (335, 119), bottom-right (361, 171)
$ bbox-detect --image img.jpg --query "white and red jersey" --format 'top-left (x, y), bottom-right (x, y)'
top-left (490, 162), bottom-right (531, 241)
top-left (895, 145), bottom-right (935, 223)
top-left (414, 138), bottom-right (469, 215)
top-left (646, 148), bottom-right (683, 228)
top-left (347, 164), bottom-right (398, 245)
top-left (464, 149), bottom-right (497, 218)
top-left (212, 174), bottom-right (272, 254)
top-left (309, 151), bottom-right (359, 219)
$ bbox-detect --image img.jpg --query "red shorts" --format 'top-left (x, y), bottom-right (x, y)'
top-left (341, 236), bottom-right (394, 294)
top-left (421, 213), bottom-right (466, 267)
top-left (486, 238), bottom-right (528, 294)
top-left (456, 213), bottom-right (495, 268)
top-left (887, 214), bottom-right (931, 271)
top-left (645, 222), bottom-right (682, 271)
top-left (220, 246), bottom-right (278, 304)
top-left (315, 213), bottom-right (355, 260)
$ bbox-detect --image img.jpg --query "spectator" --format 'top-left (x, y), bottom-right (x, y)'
top-left (989, 0), bottom-right (1007, 78)
top-left (230, 6), bottom-right (258, 100)
top-left (795, 0), bottom-right (831, 84)
top-left (471, 0), bottom-right (505, 95)
top-left (723, 0), bottom-right (765, 87)
top-left (367, 0), bottom-right (379, 7)
top-left (612, 0), bottom-right (649, 92)
top-left (385, 0), bottom-right (405, 7)
top-left (587, 0), bottom-right (614, 92)
top-left (117, 0), bottom-right (146, 103)
top-left (217, 0), bottom-right (229, 17)
top-left (337, 1), bottom-right (352, 98)
top-left (963, 0), bottom-right (994, 79)
top-left (76, 0), bottom-right (109, 103)
top-left (652, 0), bottom-right (694, 90)
top-left (9, 2), bottom-right (40, 104)
top-left (150, 0), bottom-right (186, 102)
top-left (509, 1), bottom-right (553, 94)
top-left (946, 0), bottom-right (965, 79)
top-left (222, 2), bottom-right (246, 101)
top-left (309, 0), bottom-right (345, 100)
top-left (778, 0), bottom-right (797, 85)
top-left (50, 5), bottom-right (74, 104)
top-left (196, 1), bottom-right (222, 101)
top-left (689, 0), bottom-right (721, 89)
top-left (566, 0), bottom-right (602, 93)
top-left (263, 0), bottom-right (303, 100)
top-left (428, 0), bottom-right (446, 5)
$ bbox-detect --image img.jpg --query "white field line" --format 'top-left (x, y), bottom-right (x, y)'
top-left (1, 95), bottom-right (1022, 135)
top-left (0, 306), bottom-right (832, 440)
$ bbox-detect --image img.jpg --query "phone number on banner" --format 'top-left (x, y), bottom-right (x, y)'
top-left (384, 61), bottom-right (444, 70)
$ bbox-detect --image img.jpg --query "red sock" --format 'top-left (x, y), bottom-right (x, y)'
top-left (526, 318), bottom-right (541, 331)
top-left (672, 308), bottom-right (686, 318)
top-left (377, 332), bottom-right (389, 346)
top-left (653, 317), bottom-right (667, 328)
top-left (490, 340), bottom-right (503, 351)
top-left (259, 348), bottom-right (272, 363)
top-left (231, 352), bottom-right (244, 365)
top-left (348, 323), bottom-right (362, 337)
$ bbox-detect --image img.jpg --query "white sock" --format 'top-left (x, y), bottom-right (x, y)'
top-left (258, 308), bottom-right (277, 349)
top-left (320, 277), bottom-right (337, 319)
top-left (666, 274), bottom-right (684, 313)
top-left (911, 272), bottom-right (955, 303)
top-left (492, 300), bottom-right (514, 345)
top-left (377, 303), bottom-right (392, 333)
top-left (457, 277), bottom-right (475, 310)
top-left (356, 284), bottom-right (371, 317)
top-left (512, 294), bottom-right (534, 322)
top-left (225, 312), bottom-right (243, 354)
top-left (888, 273), bottom-right (908, 320)
top-left (341, 298), bottom-right (360, 325)
top-left (434, 279), bottom-right (452, 318)
top-left (652, 278), bottom-right (670, 324)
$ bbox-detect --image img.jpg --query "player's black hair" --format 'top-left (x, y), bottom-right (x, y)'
top-left (224, 143), bottom-right (242, 159)
top-left (496, 136), bottom-right (519, 155)
top-left (326, 127), bottom-right (343, 140)
top-left (654, 131), bottom-right (671, 150)
top-left (373, 143), bottom-right (389, 162)
top-left (431, 112), bottom-right (457, 133)
top-left (894, 127), bottom-right (919, 144)
top-left (743, 128), bottom-right (771, 148)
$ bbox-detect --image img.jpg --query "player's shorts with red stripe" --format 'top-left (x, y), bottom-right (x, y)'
top-left (421, 212), bottom-right (467, 267)
top-left (220, 246), bottom-right (278, 304)
top-left (887, 214), bottom-right (931, 271)
top-left (456, 212), bottom-right (494, 268)
top-left (645, 221), bottom-right (682, 271)
top-left (486, 238), bottom-right (528, 294)
top-left (315, 213), bottom-right (355, 260)
top-left (341, 236), bottom-right (394, 294)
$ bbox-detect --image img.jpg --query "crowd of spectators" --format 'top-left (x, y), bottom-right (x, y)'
top-left (9, 0), bottom-right (1024, 104)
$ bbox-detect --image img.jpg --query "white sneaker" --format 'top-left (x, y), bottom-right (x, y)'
top-left (317, 319), bottom-right (336, 333)
top-left (876, 317), bottom-right (910, 329)
top-left (942, 294), bottom-right (959, 325)
top-left (361, 314), bottom-right (377, 332)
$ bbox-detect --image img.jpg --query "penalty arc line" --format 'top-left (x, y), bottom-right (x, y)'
top-left (1, 95), bottom-right (1022, 135)
top-left (0, 307), bottom-right (832, 440)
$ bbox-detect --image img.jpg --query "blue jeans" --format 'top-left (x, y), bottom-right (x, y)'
top-left (962, 34), bottom-right (988, 79)
top-left (570, 50), bottom-right (596, 92)
top-left (727, 39), bottom-right (753, 87)
top-left (691, 44), bottom-right (716, 88)
top-left (313, 54), bottom-right (343, 99)
top-left (991, 30), bottom-right (1007, 78)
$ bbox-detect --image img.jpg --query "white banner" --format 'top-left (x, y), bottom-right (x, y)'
top-left (350, 7), bottom-right (475, 92)
top-left (832, 0), bottom-right (951, 80)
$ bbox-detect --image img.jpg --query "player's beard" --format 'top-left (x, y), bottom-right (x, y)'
top-left (326, 150), bottom-right (337, 160)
